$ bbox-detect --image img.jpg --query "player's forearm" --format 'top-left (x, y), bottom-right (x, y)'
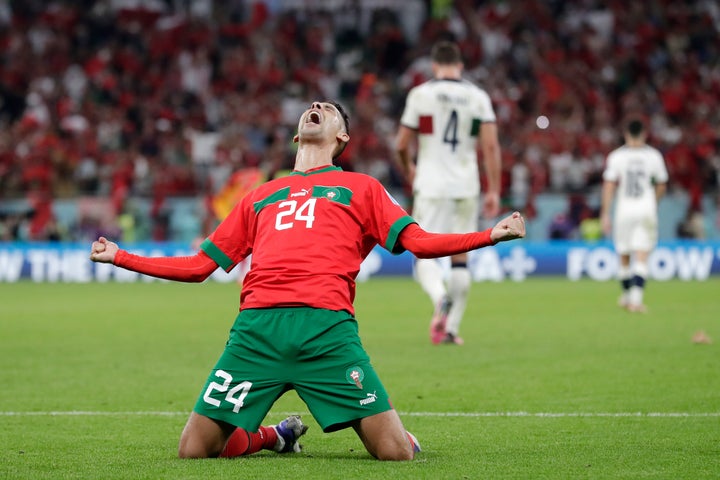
top-left (482, 143), bottom-right (501, 194)
top-left (399, 223), bottom-right (495, 258)
top-left (480, 123), bottom-right (501, 194)
top-left (394, 126), bottom-right (414, 174)
top-left (600, 181), bottom-right (615, 217)
top-left (114, 250), bottom-right (218, 282)
top-left (395, 149), bottom-right (412, 174)
top-left (655, 183), bottom-right (667, 202)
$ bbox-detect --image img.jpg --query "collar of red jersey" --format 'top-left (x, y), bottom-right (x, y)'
top-left (291, 165), bottom-right (342, 176)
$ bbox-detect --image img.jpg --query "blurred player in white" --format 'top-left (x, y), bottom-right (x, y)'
top-left (600, 118), bottom-right (668, 313)
top-left (395, 40), bottom-right (501, 344)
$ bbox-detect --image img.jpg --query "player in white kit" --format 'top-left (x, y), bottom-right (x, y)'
top-left (395, 40), bottom-right (501, 344)
top-left (600, 119), bottom-right (668, 313)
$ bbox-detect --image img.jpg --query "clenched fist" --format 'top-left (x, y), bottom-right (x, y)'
top-left (89, 236), bottom-right (119, 264)
top-left (490, 211), bottom-right (526, 243)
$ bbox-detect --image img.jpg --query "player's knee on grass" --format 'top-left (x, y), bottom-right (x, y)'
top-left (178, 412), bottom-right (233, 459)
top-left (354, 411), bottom-right (417, 461)
top-left (371, 437), bottom-right (416, 461)
top-left (178, 438), bottom-right (218, 459)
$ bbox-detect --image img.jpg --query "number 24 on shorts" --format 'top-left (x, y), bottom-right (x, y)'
top-left (203, 369), bottom-right (252, 413)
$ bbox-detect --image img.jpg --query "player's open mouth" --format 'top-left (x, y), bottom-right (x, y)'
top-left (306, 111), bottom-right (321, 124)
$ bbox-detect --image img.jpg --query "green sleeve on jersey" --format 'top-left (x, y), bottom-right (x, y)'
top-left (253, 187), bottom-right (291, 214)
top-left (386, 215), bottom-right (416, 254)
top-left (470, 118), bottom-right (481, 136)
top-left (200, 238), bottom-right (234, 271)
top-left (312, 186), bottom-right (352, 206)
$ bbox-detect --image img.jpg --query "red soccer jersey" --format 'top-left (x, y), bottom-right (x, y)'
top-left (201, 165), bottom-right (415, 314)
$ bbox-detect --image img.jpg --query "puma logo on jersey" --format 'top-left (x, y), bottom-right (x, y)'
top-left (291, 188), bottom-right (310, 197)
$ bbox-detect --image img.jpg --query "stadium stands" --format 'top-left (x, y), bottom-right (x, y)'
top-left (0, 0), bottom-right (718, 241)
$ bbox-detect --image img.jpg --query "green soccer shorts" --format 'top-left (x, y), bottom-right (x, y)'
top-left (193, 307), bottom-right (393, 432)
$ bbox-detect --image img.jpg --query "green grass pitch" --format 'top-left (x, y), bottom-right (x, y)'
top-left (1, 277), bottom-right (718, 479)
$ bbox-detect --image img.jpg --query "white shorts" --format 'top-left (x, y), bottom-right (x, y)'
top-left (412, 196), bottom-right (479, 234)
top-left (613, 213), bottom-right (658, 255)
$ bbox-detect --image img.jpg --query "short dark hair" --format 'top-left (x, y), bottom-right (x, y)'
top-left (626, 119), bottom-right (645, 137)
top-left (331, 101), bottom-right (350, 159)
top-left (431, 41), bottom-right (462, 65)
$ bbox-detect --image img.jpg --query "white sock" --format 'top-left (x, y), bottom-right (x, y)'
top-left (629, 286), bottom-right (643, 306)
top-left (445, 267), bottom-right (471, 335)
top-left (414, 259), bottom-right (447, 306)
top-left (631, 262), bottom-right (648, 306)
top-left (618, 264), bottom-right (631, 303)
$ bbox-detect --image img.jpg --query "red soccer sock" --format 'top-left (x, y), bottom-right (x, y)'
top-left (219, 426), bottom-right (279, 458)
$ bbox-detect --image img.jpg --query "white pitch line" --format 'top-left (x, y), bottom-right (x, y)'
top-left (1, 411), bottom-right (719, 418)
top-left (402, 412), bottom-right (720, 418)
top-left (0, 411), bottom-right (188, 416)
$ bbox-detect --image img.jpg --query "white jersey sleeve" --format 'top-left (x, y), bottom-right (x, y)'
top-left (400, 79), bottom-right (497, 198)
top-left (603, 144), bottom-right (668, 217)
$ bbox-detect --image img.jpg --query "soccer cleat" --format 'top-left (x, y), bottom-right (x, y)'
top-left (626, 303), bottom-right (647, 314)
top-left (430, 296), bottom-right (452, 344)
top-left (272, 415), bottom-right (309, 453)
top-left (617, 294), bottom-right (629, 308)
top-left (406, 431), bottom-right (421, 453)
top-left (441, 332), bottom-right (464, 345)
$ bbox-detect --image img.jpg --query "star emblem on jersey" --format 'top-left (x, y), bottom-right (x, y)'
top-left (325, 188), bottom-right (340, 200)
top-left (346, 366), bottom-right (364, 389)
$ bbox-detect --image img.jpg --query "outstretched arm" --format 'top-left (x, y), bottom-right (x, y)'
top-left (399, 211), bottom-right (525, 258)
top-left (90, 237), bottom-right (219, 282)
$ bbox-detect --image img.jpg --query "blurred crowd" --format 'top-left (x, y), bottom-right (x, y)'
top-left (1, 0), bottom-right (719, 241)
